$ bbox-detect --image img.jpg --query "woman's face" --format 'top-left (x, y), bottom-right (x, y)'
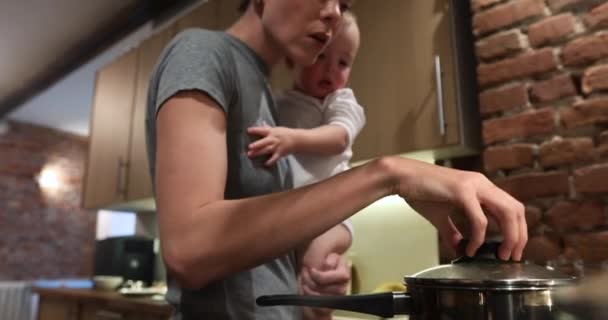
top-left (260, 0), bottom-right (354, 66)
top-left (294, 21), bottom-right (359, 99)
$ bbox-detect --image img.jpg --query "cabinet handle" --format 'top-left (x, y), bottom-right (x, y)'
top-left (434, 55), bottom-right (446, 136)
top-left (95, 310), bottom-right (124, 320)
top-left (116, 157), bottom-right (128, 199)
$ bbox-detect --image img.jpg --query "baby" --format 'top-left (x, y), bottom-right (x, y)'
top-left (247, 11), bottom-right (364, 311)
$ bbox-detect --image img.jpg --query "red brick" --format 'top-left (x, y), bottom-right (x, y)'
top-left (483, 108), bottom-right (555, 144)
top-left (522, 235), bottom-right (562, 264)
top-left (483, 143), bottom-right (535, 171)
top-left (547, 0), bottom-right (585, 12)
top-left (561, 33), bottom-right (608, 67)
top-left (564, 231), bottom-right (608, 263)
top-left (530, 73), bottom-right (577, 103)
top-left (0, 120), bottom-right (95, 280)
top-left (582, 64), bottom-right (608, 94)
top-left (547, 0), bottom-right (603, 12)
top-left (538, 137), bottom-right (594, 167)
top-left (476, 30), bottom-right (527, 61)
top-left (584, 2), bottom-right (608, 29)
top-left (479, 83), bottom-right (529, 115)
top-left (545, 200), bottom-right (605, 232)
top-left (528, 14), bottom-right (576, 48)
top-left (574, 163), bottom-right (608, 193)
top-left (473, 0), bottom-right (546, 36)
top-left (472, 0), bottom-right (503, 12)
top-left (560, 97), bottom-right (608, 128)
top-left (526, 205), bottom-right (543, 230)
top-left (478, 49), bottom-right (558, 87)
top-left (599, 130), bottom-right (608, 145)
top-left (495, 171), bottom-right (570, 200)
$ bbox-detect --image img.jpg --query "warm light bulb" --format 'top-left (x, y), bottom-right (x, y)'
top-left (38, 167), bottom-right (61, 190)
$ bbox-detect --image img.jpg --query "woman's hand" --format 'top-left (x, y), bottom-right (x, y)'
top-left (380, 156), bottom-right (527, 261)
top-left (247, 126), bottom-right (296, 166)
top-left (299, 253), bottom-right (351, 320)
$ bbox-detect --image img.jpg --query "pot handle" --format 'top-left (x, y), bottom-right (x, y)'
top-left (256, 292), bottom-right (411, 318)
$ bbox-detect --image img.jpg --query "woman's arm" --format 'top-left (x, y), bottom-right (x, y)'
top-left (156, 90), bottom-right (527, 289)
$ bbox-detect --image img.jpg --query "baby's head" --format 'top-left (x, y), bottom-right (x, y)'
top-left (293, 12), bottom-right (360, 99)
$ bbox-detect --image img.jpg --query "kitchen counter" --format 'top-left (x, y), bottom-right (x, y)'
top-left (33, 287), bottom-right (172, 317)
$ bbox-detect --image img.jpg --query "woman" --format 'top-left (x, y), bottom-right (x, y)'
top-left (145, 0), bottom-right (528, 319)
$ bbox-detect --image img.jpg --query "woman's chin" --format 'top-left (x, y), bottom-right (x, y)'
top-left (288, 49), bottom-right (321, 67)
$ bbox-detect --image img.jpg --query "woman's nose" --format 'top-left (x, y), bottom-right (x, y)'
top-left (320, 0), bottom-right (341, 30)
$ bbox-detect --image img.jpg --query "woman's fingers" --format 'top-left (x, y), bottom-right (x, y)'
top-left (461, 195), bottom-right (488, 258)
top-left (441, 216), bottom-right (463, 252)
top-left (309, 263), bottom-right (350, 286)
top-left (299, 268), bottom-right (319, 293)
top-left (513, 208), bottom-right (528, 261)
top-left (476, 184), bottom-right (526, 261)
top-left (322, 253), bottom-right (341, 270)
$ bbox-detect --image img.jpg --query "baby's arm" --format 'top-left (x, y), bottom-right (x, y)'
top-left (247, 125), bottom-right (349, 166)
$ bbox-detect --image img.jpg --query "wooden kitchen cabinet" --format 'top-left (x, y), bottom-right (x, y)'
top-left (80, 303), bottom-right (165, 320)
top-left (83, 49), bottom-right (138, 209)
top-left (128, 27), bottom-right (176, 203)
top-left (84, 0), bottom-right (234, 210)
top-left (35, 288), bottom-right (171, 320)
top-left (350, 0), bottom-right (479, 161)
top-left (38, 296), bottom-right (78, 320)
top-left (174, 0), bottom-right (220, 31)
top-left (83, 26), bottom-right (176, 210)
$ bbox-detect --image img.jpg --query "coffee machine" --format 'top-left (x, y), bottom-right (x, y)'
top-left (94, 236), bottom-right (155, 285)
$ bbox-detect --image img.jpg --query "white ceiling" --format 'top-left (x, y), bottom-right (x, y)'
top-left (8, 24), bottom-right (153, 137)
top-left (2, 0), bottom-right (203, 137)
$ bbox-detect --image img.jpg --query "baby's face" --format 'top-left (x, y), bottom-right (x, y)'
top-left (294, 21), bottom-right (360, 99)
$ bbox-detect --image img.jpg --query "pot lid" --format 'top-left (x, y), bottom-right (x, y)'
top-left (406, 242), bottom-right (576, 290)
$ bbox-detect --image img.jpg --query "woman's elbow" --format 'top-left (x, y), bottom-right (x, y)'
top-left (162, 244), bottom-right (213, 289)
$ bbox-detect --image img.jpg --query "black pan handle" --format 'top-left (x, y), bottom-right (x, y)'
top-left (257, 292), bottom-right (411, 318)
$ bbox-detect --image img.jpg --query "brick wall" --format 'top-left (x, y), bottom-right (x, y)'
top-left (469, 0), bottom-right (608, 276)
top-left (0, 120), bottom-right (96, 280)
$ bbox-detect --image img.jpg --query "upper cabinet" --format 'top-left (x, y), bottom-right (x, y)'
top-left (83, 0), bottom-right (479, 209)
top-left (350, 0), bottom-right (479, 162)
top-left (83, 0), bottom-right (236, 210)
top-left (83, 48), bottom-right (138, 209)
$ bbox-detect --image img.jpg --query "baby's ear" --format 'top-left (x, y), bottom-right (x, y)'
top-left (285, 58), bottom-right (295, 70)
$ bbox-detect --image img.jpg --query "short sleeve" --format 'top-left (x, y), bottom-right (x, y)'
top-left (153, 29), bottom-right (234, 115)
top-left (322, 88), bottom-right (366, 147)
top-left (341, 218), bottom-right (355, 239)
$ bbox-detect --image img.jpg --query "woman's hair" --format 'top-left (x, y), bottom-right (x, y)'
top-left (238, 0), bottom-right (250, 12)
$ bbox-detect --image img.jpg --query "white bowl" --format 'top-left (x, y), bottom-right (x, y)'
top-left (93, 276), bottom-right (123, 291)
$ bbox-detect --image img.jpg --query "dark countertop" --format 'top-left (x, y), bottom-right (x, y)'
top-left (33, 287), bottom-right (173, 317)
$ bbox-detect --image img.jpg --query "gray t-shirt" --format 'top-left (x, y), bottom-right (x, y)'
top-left (145, 29), bottom-right (299, 320)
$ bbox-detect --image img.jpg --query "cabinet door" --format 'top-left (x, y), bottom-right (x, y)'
top-left (174, 0), bottom-right (219, 32)
top-left (127, 26), bottom-right (176, 202)
top-left (350, 0), bottom-right (460, 161)
top-left (37, 297), bottom-right (78, 320)
top-left (83, 49), bottom-right (138, 209)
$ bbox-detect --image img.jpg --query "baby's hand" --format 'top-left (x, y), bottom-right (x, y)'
top-left (247, 126), bottom-right (295, 166)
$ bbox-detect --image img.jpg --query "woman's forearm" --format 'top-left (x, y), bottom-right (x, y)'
top-left (158, 157), bottom-right (395, 289)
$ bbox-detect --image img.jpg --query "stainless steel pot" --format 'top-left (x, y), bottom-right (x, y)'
top-left (257, 242), bottom-right (578, 320)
